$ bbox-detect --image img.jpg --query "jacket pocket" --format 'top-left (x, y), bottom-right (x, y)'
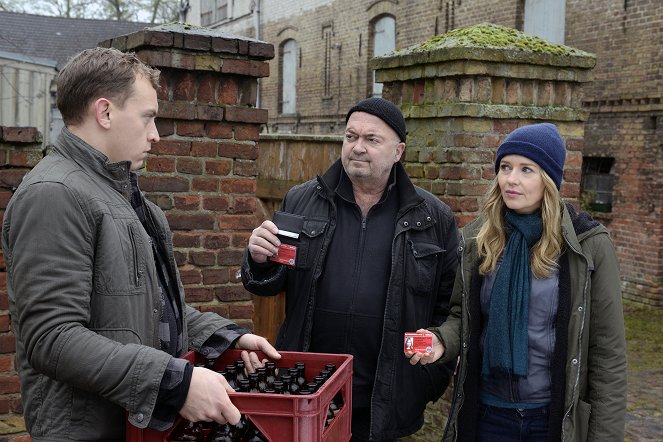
top-left (94, 218), bottom-right (147, 296)
top-left (406, 240), bottom-right (445, 295)
top-left (291, 218), bottom-right (328, 270)
top-left (571, 399), bottom-right (591, 441)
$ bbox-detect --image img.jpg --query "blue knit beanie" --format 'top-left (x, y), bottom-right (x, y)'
top-left (346, 97), bottom-right (407, 142)
top-left (494, 123), bottom-right (566, 189)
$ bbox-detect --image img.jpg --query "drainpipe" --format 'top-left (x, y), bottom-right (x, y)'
top-left (254, 0), bottom-right (261, 108)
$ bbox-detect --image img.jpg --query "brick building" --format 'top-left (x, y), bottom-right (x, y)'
top-left (205, 0), bottom-right (663, 306)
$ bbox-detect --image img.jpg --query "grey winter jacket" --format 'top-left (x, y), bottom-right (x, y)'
top-left (241, 160), bottom-right (459, 440)
top-left (2, 128), bottom-right (237, 441)
top-left (433, 203), bottom-right (627, 442)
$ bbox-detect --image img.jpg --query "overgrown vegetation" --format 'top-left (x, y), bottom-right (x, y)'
top-left (398, 23), bottom-right (592, 57)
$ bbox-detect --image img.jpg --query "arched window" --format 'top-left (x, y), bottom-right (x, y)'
top-left (524, 0), bottom-right (566, 44)
top-left (371, 15), bottom-right (395, 97)
top-left (280, 39), bottom-right (297, 114)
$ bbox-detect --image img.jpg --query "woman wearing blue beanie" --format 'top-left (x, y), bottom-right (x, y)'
top-left (407, 123), bottom-right (626, 441)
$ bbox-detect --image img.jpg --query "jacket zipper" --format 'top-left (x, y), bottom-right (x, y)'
top-left (560, 227), bottom-right (591, 441)
top-left (128, 225), bottom-right (140, 286)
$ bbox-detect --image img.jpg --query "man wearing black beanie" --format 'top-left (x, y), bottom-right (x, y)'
top-left (242, 97), bottom-right (458, 441)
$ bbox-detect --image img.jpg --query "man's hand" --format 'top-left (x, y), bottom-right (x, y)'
top-left (235, 334), bottom-right (281, 374)
top-left (180, 367), bottom-right (240, 425)
top-left (404, 329), bottom-right (445, 365)
top-left (247, 220), bottom-right (280, 263)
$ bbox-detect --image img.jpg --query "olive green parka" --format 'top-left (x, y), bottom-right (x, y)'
top-left (433, 204), bottom-right (627, 442)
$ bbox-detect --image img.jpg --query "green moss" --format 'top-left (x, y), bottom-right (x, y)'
top-left (397, 23), bottom-right (590, 57)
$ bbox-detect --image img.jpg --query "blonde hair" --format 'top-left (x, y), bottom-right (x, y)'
top-left (476, 170), bottom-right (563, 278)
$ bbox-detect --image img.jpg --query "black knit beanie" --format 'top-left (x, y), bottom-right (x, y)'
top-left (345, 97), bottom-right (406, 142)
top-left (494, 123), bottom-right (566, 189)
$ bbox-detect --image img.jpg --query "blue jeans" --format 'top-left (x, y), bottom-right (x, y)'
top-left (477, 404), bottom-right (549, 442)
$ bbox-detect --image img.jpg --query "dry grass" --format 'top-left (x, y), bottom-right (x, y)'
top-left (623, 300), bottom-right (663, 441)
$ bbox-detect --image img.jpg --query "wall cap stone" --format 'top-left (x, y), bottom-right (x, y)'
top-left (372, 23), bottom-right (596, 71)
top-left (99, 23), bottom-right (275, 61)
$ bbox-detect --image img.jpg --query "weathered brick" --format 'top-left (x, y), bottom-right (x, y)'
top-left (167, 213), bottom-right (215, 231)
top-left (228, 302), bottom-right (254, 320)
top-left (184, 34), bottom-right (211, 51)
top-left (176, 158), bottom-right (204, 175)
top-left (234, 159), bottom-right (257, 177)
top-left (218, 214), bottom-right (258, 230)
top-left (248, 41), bottom-right (275, 59)
top-left (218, 143), bottom-right (258, 160)
top-left (0, 170), bottom-right (28, 189)
top-left (139, 176), bottom-right (190, 193)
top-left (202, 195), bottom-right (230, 211)
top-left (157, 101), bottom-right (196, 120)
top-left (202, 268), bottom-right (230, 285)
top-left (179, 268), bottom-right (202, 285)
top-left (196, 104), bottom-right (225, 122)
top-left (191, 141), bottom-right (218, 157)
top-left (197, 73), bottom-right (217, 103)
top-left (202, 232), bottom-right (231, 249)
top-left (172, 72), bottom-right (196, 101)
top-left (156, 119), bottom-right (174, 137)
top-left (146, 157), bottom-right (176, 173)
top-left (220, 178), bottom-right (256, 194)
top-left (224, 107), bottom-right (268, 124)
top-left (215, 285), bottom-right (252, 302)
top-left (230, 196), bottom-right (257, 214)
top-left (211, 36), bottom-right (239, 53)
top-left (190, 251), bottom-right (216, 267)
top-left (0, 127), bottom-right (41, 143)
top-left (184, 287), bottom-right (214, 303)
top-left (206, 122), bottom-right (234, 139)
top-left (205, 159), bottom-right (232, 176)
top-left (151, 139), bottom-right (191, 156)
top-left (217, 249), bottom-right (244, 266)
top-left (233, 124), bottom-right (260, 141)
top-left (199, 304), bottom-right (229, 318)
top-left (176, 121), bottom-right (206, 137)
top-left (173, 194), bottom-right (201, 211)
top-left (192, 178), bottom-right (219, 192)
top-left (218, 78), bottom-right (239, 105)
top-left (172, 232), bottom-right (201, 248)
top-left (221, 59), bottom-right (270, 78)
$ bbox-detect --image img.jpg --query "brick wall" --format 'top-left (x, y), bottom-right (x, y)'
top-left (0, 126), bottom-right (45, 440)
top-left (99, 24), bottom-right (275, 327)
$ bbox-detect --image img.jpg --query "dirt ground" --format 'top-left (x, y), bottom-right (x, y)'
top-left (623, 301), bottom-right (663, 442)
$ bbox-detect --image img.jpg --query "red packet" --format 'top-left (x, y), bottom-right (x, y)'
top-left (269, 243), bottom-right (297, 266)
top-left (404, 332), bottom-right (433, 354)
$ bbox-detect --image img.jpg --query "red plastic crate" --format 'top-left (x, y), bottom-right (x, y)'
top-left (126, 349), bottom-right (353, 442)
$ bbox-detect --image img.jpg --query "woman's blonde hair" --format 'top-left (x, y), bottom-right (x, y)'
top-left (476, 170), bottom-right (563, 278)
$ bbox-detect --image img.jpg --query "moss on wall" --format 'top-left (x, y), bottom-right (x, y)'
top-left (398, 23), bottom-right (592, 57)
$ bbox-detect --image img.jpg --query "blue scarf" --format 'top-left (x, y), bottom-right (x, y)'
top-left (482, 209), bottom-right (543, 378)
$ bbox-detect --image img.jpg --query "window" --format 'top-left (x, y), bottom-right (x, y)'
top-left (280, 39), bottom-right (298, 114)
top-left (523, 0), bottom-right (565, 44)
top-left (372, 15), bottom-right (395, 97)
top-left (581, 157), bottom-right (615, 213)
top-left (201, 0), bottom-right (229, 26)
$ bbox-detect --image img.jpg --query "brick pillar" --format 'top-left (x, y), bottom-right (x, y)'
top-left (101, 24), bottom-right (274, 329)
top-left (0, 126), bottom-right (45, 438)
top-left (373, 23), bottom-right (595, 226)
top-left (371, 24), bottom-right (595, 441)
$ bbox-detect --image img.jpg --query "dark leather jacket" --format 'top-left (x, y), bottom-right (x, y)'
top-left (242, 160), bottom-right (459, 440)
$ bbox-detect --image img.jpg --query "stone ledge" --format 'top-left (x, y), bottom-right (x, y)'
top-left (375, 59), bottom-right (594, 83)
top-left (403, 103), bottom-right (589, 122)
